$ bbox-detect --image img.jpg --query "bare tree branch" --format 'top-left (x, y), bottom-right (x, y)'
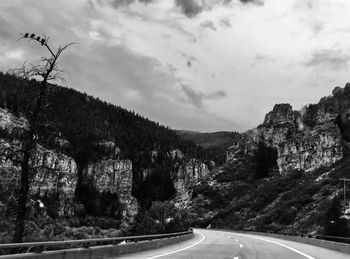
top-left (11, 32), bottom-right (77, 243)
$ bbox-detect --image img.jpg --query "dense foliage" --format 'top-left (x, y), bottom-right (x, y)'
top-left (134, 201), bottom-right (191, 235)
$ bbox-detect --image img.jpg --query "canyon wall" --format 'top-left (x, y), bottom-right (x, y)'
top-left (0, 108), bottom-right (138, 221)
top-left (227, 99), bottom-right (344, 174)
top-left (85, 159), bottom-right (138, 221)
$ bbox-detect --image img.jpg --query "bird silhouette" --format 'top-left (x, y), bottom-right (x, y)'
top-left (36, 36), bottom-right (40, 41)
top-left (40, 39), bottom-right (45, 45)
top-left (30, 34), bottom-right (35, 38)
top-left (24, 33), bottom-right (29, 38)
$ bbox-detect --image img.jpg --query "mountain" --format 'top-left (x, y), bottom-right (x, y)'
top-left (175, 130), bottom-right (241, 166)
top-left (185, 84), bottom-right (350, 237)
top-left (0, 72), bottom-right (216, 242)
top-left (176, 130), bottom-right (240, 149)
top-left (1, 70), bottom-right (350, 242)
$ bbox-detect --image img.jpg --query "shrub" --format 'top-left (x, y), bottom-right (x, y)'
top-left (134, 201), bottom-right (190, 235)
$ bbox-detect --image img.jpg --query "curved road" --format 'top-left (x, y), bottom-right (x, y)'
top-left (116, 229), bottom-right (349, 259)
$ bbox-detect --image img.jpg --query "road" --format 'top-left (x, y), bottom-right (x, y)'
top-left (116, 229), bottom-right (350, 259)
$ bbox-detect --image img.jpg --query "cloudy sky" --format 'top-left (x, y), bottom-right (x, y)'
top-left (1, 0), bottom-right (350, 132)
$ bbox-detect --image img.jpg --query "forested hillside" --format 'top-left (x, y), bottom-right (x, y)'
top-left (0, 72), bottom-right (217, 206)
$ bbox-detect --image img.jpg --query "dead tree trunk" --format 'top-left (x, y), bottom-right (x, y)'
top-left (13, 82), bottom-right (47, 243)
top-left (11, 33), bottom-right (75, 243)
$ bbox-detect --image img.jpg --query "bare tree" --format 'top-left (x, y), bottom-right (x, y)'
top-left (11, 33), bottom-right (76, 243)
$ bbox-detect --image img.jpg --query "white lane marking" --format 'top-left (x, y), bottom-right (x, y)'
top-left (233, 257), bottom-right (239, 259)
top-left (235, 239), bottom-right (239, 242)
top-left (239, 244), bottom-right (243, 248)
top-left (145, 232), bottom-right (206, 259)
top-left (233, 233), bottom-right (315, 259)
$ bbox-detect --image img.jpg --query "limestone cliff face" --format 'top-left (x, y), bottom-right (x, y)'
top-left (263, 103), bottom-right (295, 125)
top-left (85, 159), bottom-right (138, 221)
top-left (277, 123), bottom-right (342, 172)
top-left (0, 108), bottom-right (28, 134)
top-left (314, 84), bottom-right (350, 124)
top-left (174, 158), bottom-right (210, 193)
top-left (0, 108), bottom-right (138, 221)
top-left (141, 149), bottom-right (212, 195)
top-left (227, 100), bottom-right (344, 174)
top-left (30, 146), bottom-right (78, 216)
top-left (0, 139), bottom-right (78, 216)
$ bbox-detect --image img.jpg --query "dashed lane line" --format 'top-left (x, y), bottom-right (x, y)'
top-left (233, 233), bottom-right (315, 259)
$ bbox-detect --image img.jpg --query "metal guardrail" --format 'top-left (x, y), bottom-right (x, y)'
top-left (0, 229), bottom-right (193, 256)
top-left (314, 235), bottom-right (350, 244)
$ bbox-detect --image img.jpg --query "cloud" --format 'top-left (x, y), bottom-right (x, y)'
top-left (106, 0), bottom-right (263, 18)
top-left (109, 0), bottom-right (153, 8)
top-left (175, 0), bottom-right (263, 18)
top-left (220, 18), bottom-right (231, 28)
top-left (304, 49), bottom-right (350, 70)
top-left (239, 0), bottom-right (263, 4)
top-left (175, 0), bottom-right (203, 18)
top-left (207, 90), bottom-right (227, 99)
top-left (181, 84), bottom-right (227, 108)
top-left (200, 20), bottom-right (217, 31)
top-left (181, 84), bottom-right (205, 107)
top-left (253, 54), bottom-right (275, 65)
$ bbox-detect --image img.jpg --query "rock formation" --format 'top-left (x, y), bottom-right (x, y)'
top-left (0, 139), bottom-right (78, 216)
top-left (85, 159), bottom-right (138, 221)
top-left (0, 108), bottom-right (28, 134)
top-left (174, 158), bottom-right (210, 193)
top-left (0, 108), bottom-right (138, 221)
top-left (227, 99), bottom-right (344, 174)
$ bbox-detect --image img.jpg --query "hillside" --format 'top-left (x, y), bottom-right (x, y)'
top-left (1, 70), bottom-right (350, 241)
top-left (185, 84), bottom-right (350, 237)
top-left (0, 72), bottom-right (216, 171)
top-left (176, 130), bottom-right (240, 149)
top-left (0, 69), bottom-right (231, 243)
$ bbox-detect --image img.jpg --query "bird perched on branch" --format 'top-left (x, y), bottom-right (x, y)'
top-left (40, 39), bottom-right (45, 45)
top-left (24, 33), bottom-right (29, 38)
top-left (36, 36), bottom-right (41, 41)
top-left (30, 33), bottom-right (35, 38)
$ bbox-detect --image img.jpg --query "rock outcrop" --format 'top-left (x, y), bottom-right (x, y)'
top-left (0, 108), bottom-right (28, 134)
top-left (174, 158), bottom-right (210, 193)
top-left (85, 159), bottom-right (138, 221)
top-left (227, 100), bottom-right (344, 174)
top-left (263, 103), bottom-right (295, 125)
top-left (0, 139), bottom-right (78, 216)
top-left (0, 108), bottom-right (138, 221)
top-left (276, 123), bottom-right (342, 172)
top-left (30, 146), bottom-right (77, 216)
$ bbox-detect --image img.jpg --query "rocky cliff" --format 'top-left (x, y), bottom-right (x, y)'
top-left (0, 108), bottom-right (138, 221)
top-left (227, 96), bottom-right (344, 174)
top-left (174, 158), bottom-right (210, 193)
top-left (0, 140), bottom-right (77, 217)
top-left (0, 108), bottom-right (28, 135)
top-left (84, 159), bottom-right (138, 221)
top-left (188, 85), bottom-right (350, 235)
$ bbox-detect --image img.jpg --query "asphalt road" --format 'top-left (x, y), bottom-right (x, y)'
top-left (116, 229), bottom-right (350, 259)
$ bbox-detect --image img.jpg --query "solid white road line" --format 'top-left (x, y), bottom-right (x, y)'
top-left (145, 232), bottom-right (206, 259)
top-left (233, 233), bottom-right (315, 259)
